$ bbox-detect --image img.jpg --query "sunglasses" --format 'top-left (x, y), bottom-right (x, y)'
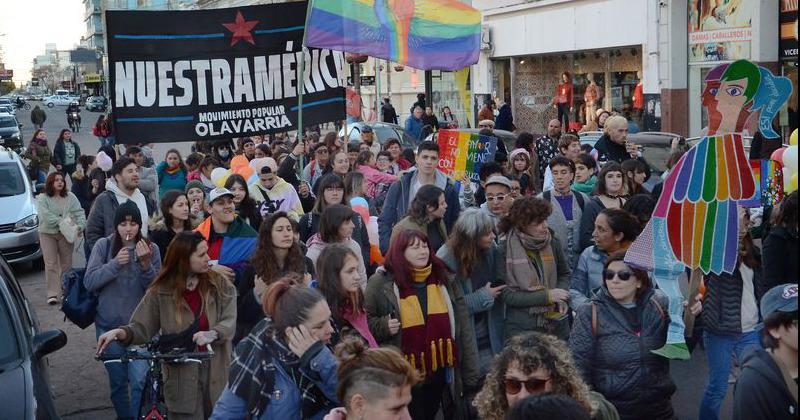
top-left (504, 377), bottom-right (550, 395)
top-left (486, 194), bottom-right (507, 202)
top-left (603, 269), bottom-right (634, 281)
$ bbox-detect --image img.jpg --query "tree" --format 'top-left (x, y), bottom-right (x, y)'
top-left (0, 81), bottom-right (15, 96)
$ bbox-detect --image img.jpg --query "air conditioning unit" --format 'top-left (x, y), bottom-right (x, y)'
top-left (480, 25), bottom-right (493, 52)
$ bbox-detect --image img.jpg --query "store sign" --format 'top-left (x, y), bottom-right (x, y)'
top-left (688, 1), bottom-right (755, 63)
top-left (780, 0), bottom-right (798, 60)
top-left (84, 73), bottom-right (103, 83)
top-left (106, 2), bottom-right (346, 144)
top-left (0, 69), bottom-right (13, 80)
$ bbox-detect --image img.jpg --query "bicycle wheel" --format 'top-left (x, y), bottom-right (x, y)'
top-left (139, 374), bottom-right (158, 419)
top-left (24, 103), bottom-right (31, 110)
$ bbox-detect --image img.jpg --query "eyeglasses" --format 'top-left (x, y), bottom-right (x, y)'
top-left (504, 377), bottom-right (550, 395)
top-left (603, 269), bottom-right (634, 281)
top-left (485, 194), bottom-right (507, 203)
top-left (479, 124), bottom-right (493, 128)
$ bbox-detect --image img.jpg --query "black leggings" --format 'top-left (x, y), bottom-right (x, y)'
top-left (557, 103), bottom-right (570, 129)
top-left (408, 370), bottom-right (446, 420)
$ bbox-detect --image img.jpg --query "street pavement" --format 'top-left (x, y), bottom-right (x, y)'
top-left (10, 104), bottom-right (732, 419)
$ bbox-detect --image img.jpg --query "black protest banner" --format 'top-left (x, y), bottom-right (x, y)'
top-left (106, 2), bottom-right (346, 144)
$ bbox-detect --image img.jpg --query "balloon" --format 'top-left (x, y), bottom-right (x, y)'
top-left (784, 166), bottom-right (794, 193)
top-left (789, 173), bottom-right (798, 193)
top-left (770, 147), bottom-right (786, 166)
top-left (215, 173), bottom-right (230, 188)
top-left (230, 155), bottom-right (249, 170)
top-left (783, 145), bottom-right (798, 173)
top-left (234, 165), bottom-right (254, 180)
top-left (210, 167), bottom-right (228, 184)
top-left (790, 129), bottom-right (798, 146)
top-left (247, 173), bottom-right (258, 186)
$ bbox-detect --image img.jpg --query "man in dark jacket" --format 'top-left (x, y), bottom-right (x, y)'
top-left (733, 284), bottom-right (798, 420)
top-left (85, 157), bottom-right (156, 259)
top-left (495, 97), bottom-right (514, 131)
top-left (378, 141), bottom-right (460, 254)
top-left (30, 105), bottom-right (46, 129)
top-left (381, 97), bottom-right (398, 124)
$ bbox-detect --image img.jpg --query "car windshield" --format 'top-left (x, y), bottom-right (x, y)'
top-left (0, 163), bottom-right (26, 197)
top-left (373, 125), bottom-right (398, 143)
top-left (0, 293), bottom-right (21, 364)
top-left (0, 117), bottom-right (16, 128)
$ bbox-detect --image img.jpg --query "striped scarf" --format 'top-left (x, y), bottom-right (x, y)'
top-left (398, 265), bottom-right (457, 378)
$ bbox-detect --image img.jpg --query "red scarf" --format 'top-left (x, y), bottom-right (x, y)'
top-left (397, 265), bottom-right (457, 378)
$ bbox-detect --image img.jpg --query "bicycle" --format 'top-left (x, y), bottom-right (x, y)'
top-left (96, 342), bottom-right (214, 420)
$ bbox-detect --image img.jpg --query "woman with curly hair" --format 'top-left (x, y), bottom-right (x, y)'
top-left (497, 196), bottom-right (572, 340)
top-left (235, 212), bottom-right (314, 343)
top-left (474, 332), bottom-right (619, 420)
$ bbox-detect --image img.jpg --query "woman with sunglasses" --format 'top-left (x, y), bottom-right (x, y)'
top-left (474, 332), bottom-right (618, 420)
top-left (569, 251), bottom-right (676, 420)
top-left (569, 208), bottom-right (641, 312)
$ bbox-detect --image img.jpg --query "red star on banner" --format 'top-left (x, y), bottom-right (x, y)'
top-left (222, 11), bottom-right (259, 46)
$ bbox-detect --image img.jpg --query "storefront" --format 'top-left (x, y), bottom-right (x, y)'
top-left (509, 46), bottom-right (644, 134)
top-left (780, 0), bottom-right (798, 136)
top-left (473, 0), bottom-right (660, 135)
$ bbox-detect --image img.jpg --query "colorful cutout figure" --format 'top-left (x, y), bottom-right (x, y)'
top-left (625, 60), bottom-right (792, 360)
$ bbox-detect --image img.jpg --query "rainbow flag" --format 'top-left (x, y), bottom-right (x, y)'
top-left (436, 129), bottom-right (497, 183)
top-left (305, 0), bottom-right (481, 71)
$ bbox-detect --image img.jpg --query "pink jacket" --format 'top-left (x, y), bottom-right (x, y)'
top-left (356, 165), bottom-right (397, 198)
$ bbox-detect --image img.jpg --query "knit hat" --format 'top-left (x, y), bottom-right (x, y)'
top-left (114, 200), bottom-right (143, 227)
top-left (185, 180), bottom-right (204, 194)
top-left (509, 148), bottom-right (530, 160)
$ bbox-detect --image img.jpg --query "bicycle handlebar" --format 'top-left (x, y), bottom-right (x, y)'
top-left (95, 348), bottom-right (214, 363)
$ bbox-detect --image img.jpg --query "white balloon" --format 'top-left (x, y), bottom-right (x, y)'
top-left (783, 145), bottom-right (798, 173)
top-left (210, 167), bottom-right (228, 184)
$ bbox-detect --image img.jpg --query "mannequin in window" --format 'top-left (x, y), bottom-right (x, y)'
top-left (584, 73), bottom-right (600, 124)
top-left (633, 71), bottom-right (644, 129)
top-left (553, 72), bottom-right (574, 129)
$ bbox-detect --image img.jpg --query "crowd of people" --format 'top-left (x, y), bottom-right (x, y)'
top-left (27, 105), bottom-right (798, 420)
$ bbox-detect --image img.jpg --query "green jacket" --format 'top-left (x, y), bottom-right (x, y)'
top-left (364, 268), bottom-right (480, 418)
top-left (496, 233), bottom-right (572, 340)
top-left (389, 215), bottom-right (447, 249)
top-left (24, 141), bottom-right (52, 173)
top-left (36, 192), bottom-right (86, 235)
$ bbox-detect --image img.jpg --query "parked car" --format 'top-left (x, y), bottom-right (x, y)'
top-left (0, 98), bottom-right (12, 106)
top-left (578, 130), bottom-right (604, 148)
top-left (0, 114), bottom-right (24, 154)
top-left (424, 128), bottom-right (517, 155)
top-left (0, 253), bottom-right (67, 420)
top-left (0, 105), bottom-right (15, 116)
top-left (0, 147), bottom-right (41, 264)
top-left (43, 96), bottom-right (73, 108)
top-left (84, 96), bottom-right (107, 112)
top-left (338, 121), bottom-right (419, 149)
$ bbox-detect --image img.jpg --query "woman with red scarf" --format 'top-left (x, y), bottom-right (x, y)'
top-left (364, 229), bottom-right (480, 420)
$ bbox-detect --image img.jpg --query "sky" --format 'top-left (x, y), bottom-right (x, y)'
top-left (0, 0), bottom-right (85, 84)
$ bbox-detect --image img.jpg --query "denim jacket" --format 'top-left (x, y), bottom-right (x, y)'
top-left (569, 245), bottom-right (608, 312)
top-left (210, 345), bottom-right (339, 420)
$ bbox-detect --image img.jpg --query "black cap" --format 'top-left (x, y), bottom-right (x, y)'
top-left (361, 125), bottom-right (373, 133)
top-left (114, 200), bottom-right (143, 227)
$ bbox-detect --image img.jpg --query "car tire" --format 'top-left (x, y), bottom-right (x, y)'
top-left (47, 103), bottom-right (54, 108)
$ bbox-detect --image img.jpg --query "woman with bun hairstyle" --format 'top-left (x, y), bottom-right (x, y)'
top-left (323, 338), bottom-right (420, 420)
top-left (315, 244), bottom-right (378, 348)
top-left (211, 275), bottom-right (339, 419)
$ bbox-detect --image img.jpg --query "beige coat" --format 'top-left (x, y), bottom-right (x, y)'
top-left (121, 278), bottom-right (236, 416)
